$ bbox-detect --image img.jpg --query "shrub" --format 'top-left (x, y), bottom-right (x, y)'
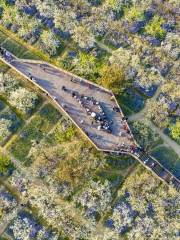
top-left (0, 150), bottom-right (13, 174)
top-left (170, 121), bottom-right (180, 140)
top-left (55, 125), bottom-right (75, 143)
top-left (39, 30), bottom-right (61, 56)
top-left (0, 118), bottom-right (12, 143)
top-left (145, 15), bottom-right (166, 40)
top-left (99, 64), bottom-right (126, 94)
top-left (124, 6), bottom-right (144, 22)
top-left (0, 73), bottom-right (19, 94)
top-left (9, 87), bottom-right (38, 114)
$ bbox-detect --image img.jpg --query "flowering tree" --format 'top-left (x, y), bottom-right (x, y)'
top-left (39, 30), bottom-right (61, 56)
top-left (72, 25), bottom-right (95, 50)
top-left (0, 118), bottom-right (12, 143)
top-left (74, 180), bottom-right (112, 221)
top-left (0, 73), bottom-right (19, 94)
top-left (9, 87), bottom-right (38, 115)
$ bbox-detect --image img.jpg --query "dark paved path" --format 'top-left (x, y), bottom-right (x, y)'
top-left (0, 48), bottom-right (179, 190)
top-left (10, 59), bottom-right (135, 153)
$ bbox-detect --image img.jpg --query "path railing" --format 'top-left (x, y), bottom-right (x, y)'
top-left (0, 47), bottom-right (179, 191)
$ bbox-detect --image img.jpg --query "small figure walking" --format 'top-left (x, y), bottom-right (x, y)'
top-left (40, 64), bottom-right (46, 72)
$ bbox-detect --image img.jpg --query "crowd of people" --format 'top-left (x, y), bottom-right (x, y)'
top-left (62, 85), bottom-right (112, 133)
top-left (0, 46), bottom-right (136, 155)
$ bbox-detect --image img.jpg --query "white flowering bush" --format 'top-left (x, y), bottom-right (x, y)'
top-left (162, 33), bottom-right (180, 60)
top-left (9, 87), bottom-right (38, 115)
top-left (0, 118), bottom-right (12, 143)
top-left (28, 184), bottom-right (93, 239)
top-left (0, 73), bottom-right (19, 94)
top-left (72, 25), bottom-right (95, 50)
top-left (0, 73), bottom-right (38, 115)
top-left (39, 30), bottom-right (61, 56)
top-left (107, 200), bottom-right (136, 235)
top-left (8, 211), bottom-right (59, 240)
top-left (0, 107), bottom-right (21, 144)
top-left (74, 180), bottom-right (113, 221)
top-left (0, 186), bottom-right (17, 221)
top-left (10, 170), bottom-right (31, 196)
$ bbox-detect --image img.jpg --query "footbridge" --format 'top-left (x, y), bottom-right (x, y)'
top-left (0, 48), bottom-right (179, 190)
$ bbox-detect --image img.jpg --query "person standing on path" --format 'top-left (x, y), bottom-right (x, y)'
top-left (40, 64), bottom-right (46, 72)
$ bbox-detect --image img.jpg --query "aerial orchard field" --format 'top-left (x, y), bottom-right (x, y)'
top-left (0, 0), bottom-right (179, 239)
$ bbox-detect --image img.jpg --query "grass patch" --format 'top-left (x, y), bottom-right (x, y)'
top-left (118, 89), bottom-right (145, 113)
top-left (0, 235), bottom-right (12, 240)
top-left (20, 50), bottom-right (42, 60)
top-left (0, 100), bottom-right (5, 112)
top-left (0, 31), bottom-right (7, 43)
top-left (0, 107), bottom-right (22, 145)
top-left (106, 154), bottom-right (135, 172)
top-left (0, 27), bottom-right (59, 65)
top-left (95, 154), bottom-right (136, 196)
top-left (9, 104), bottom-right (61, 163)
top-left (1, 38), bottom-right (28, 58)
top-left (151, 145), bottom-right (180, 178)
top-left (0, 60), bottom-right (10, 73)
top-left (120, 102), bottom-right (134, 116)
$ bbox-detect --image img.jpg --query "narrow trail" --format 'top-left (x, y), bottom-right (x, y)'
top-left (128, 84), bottom-right (162, 122)
top-left (96, 40), bottom-right (113, 54)
top-left (149, 122), bottom-right (180, 157)
top-left (127, 83), bottom-right (180, 157)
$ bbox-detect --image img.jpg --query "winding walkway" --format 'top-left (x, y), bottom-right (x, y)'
top-left (0, 48), bottom-right (179, 190)
top-left (149, 122), bottom-right (180, 157)
top-left (128, 87), bottom-right (180, 159)
top-left (128, 84), bottom-right (162, 122)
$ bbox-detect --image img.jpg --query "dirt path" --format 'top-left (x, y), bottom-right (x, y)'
top-left (149, 122), bottom-right (180, 157)
top-left (128, 84), bottom-right (162, 122)
top-left (96, 40), bottom-right (113, 54)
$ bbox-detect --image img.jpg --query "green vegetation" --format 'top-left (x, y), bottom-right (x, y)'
top-left (151, 145), bottom-right (180, 177)
top-left (130, 120), bottom-right (162, 150)
top-left (170, 121), bottom-right (180, 140)
top-left (0, 150), bottom-right (13, 174)
top-left (55, 123), bottom-right (75, 143)
top-left (0, 0), bottom-right (179, 239)
top-left (0, 60), bottom-right (9, 73)
top-left (124, 6), bottom-right (144, 22)
top-left (9, 104), bottom-right (61, 162)
top-left (145, 16), bottom-right (166, 40)
top-left (99, 64), bottom-right (126, 94)
top-left (1, 37), bottom-right (28, 57)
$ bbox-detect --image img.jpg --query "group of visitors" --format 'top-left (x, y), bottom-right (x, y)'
top-left (62, 86), bottom-right (112, 133)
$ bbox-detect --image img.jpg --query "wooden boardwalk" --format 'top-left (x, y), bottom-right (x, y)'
top-left (0, 48), bottom-right (179, 190)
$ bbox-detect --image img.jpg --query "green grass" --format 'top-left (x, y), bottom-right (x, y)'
top-left (9, 104), bottom-right (61, 163)
top-left (0, 60), bottom-right (10, 73)
top-left (0, 31), bottom-right (7, 43)
top-left (0, 26), bottom-right (59, 64)
top-left (20, 50), bottom-right (42, 60)
top-left (0, 100), bottom-right (5, 112)
top-left (0, 236), bottom-right (11, 240)
top-left (120, 102), bottom-right (134, 116)
top-left (95, 155), bottom-right (136, 195)
top-left (151, 145), bottom-right (180, 178)
top-left (106, 155), bottom-right (135, 172)
top-left (1, 38), bottom-right (28, 58)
